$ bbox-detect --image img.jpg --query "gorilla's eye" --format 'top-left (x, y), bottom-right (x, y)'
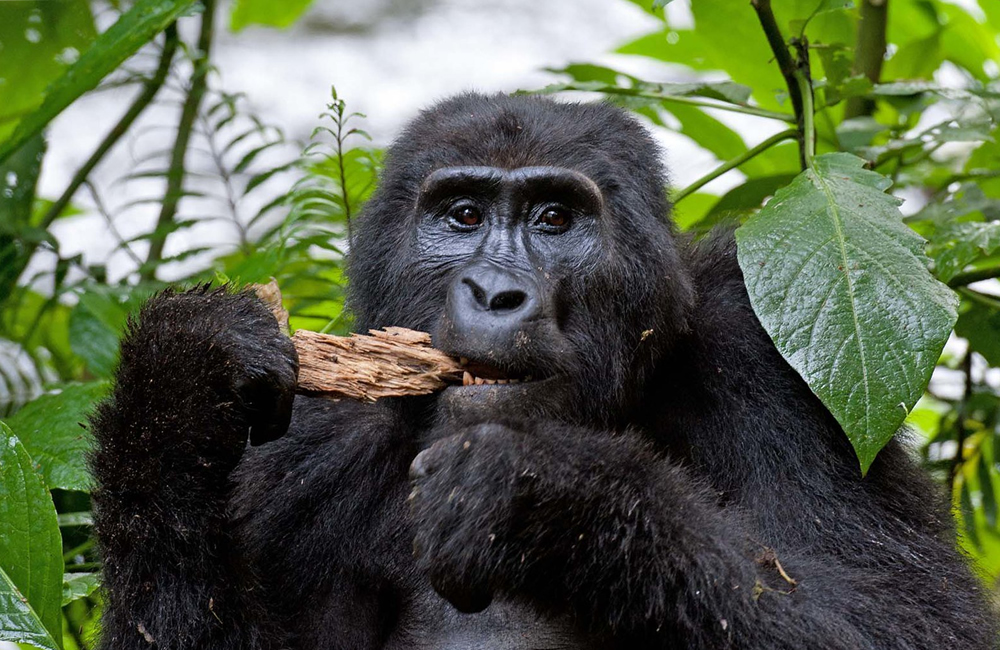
top-left (448, 204), bottom-right (483, 230)
top-left (536, 206), bottom-right (571, 232)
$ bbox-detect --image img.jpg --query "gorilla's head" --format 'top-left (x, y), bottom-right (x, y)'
top-left (348, 93), bottom-right (694, 426)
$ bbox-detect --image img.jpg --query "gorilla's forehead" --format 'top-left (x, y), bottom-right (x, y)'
top-left (392, 93), bottom-right (664, 184)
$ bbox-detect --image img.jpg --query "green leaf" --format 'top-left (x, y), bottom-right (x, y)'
top-left (736, 153), bottom-right (958, 473)
top-left (0, 423), bottom-right (63, 649)
top-left (0, 0), bottom-right (202, 165)
top-left (5, 382), bottom-right (108, 492)
top-left (61, 572), bottom-right (100, 606)
top-left (67, 288), bottom-right (142, 378)
top-left (978, 454), bottom-right (997, 530)
top-left (230, 0), bottom-right (314, 31)
top-left (0, 0), bottom-right (97, 142)
top-left (929, 222), bottom-right (1000, 283)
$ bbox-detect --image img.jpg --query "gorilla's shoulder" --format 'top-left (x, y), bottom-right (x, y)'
top-left (680, 227), bottom-right (753, 315)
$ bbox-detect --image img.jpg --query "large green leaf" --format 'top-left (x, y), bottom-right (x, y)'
top-left (5, 381), bottom-right (108, 492)
top-left (0, 0), bottom-right (201, 164)
top-left (735, 153), bottom-right (958, 472)
top-left (230, 0), bottom-right (314, 31)
top-left (0, 422), bottom-right (63, 649)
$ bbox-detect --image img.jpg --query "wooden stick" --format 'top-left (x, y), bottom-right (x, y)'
top-left (293, 327), bottom-right (463, 401)
top-left (253, 279), bottom-right (461, 401)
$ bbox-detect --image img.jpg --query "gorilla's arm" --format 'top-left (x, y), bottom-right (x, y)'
top-left (410, 420), bottom-right (991, 650)
top-left (89, 289), bottom-right (296, 650)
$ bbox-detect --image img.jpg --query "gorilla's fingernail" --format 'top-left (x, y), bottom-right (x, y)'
top-left (410, 450), bottom-right (432, 479)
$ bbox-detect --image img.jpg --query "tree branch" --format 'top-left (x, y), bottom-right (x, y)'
top-left (750, 0), bottom-right (807, 168)
top-left (142, 0), bottom-right (216, 281)
top-left (844, 0), bottom-right (889, 120)
top-left (673, 128), bottom-right (798, 203)
top-left (40, 25), bottom-right (179, 230)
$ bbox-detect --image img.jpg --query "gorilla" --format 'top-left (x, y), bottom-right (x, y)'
top-left (90, 93), bottom-right (996, 649)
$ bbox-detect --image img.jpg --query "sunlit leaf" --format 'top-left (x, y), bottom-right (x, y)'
top-left (230, 0), bottom-right (314, 31)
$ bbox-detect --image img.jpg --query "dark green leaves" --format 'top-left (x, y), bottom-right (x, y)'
top-left (5, 381), bottom-right (108, 492)
top-left (736, 153), bottom-right (958, 472)
top-left (0, 0), bottom-right (201, 164)
top-left (0, 423), bottom-right (63, 649)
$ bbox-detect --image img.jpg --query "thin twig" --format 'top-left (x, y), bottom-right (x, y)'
top-left (142, 0), bottom-right (216, 280)
top-left (673, 128), bottom-right (798, 203)
top-left (83, 181), bottom-right (144, 266)
top-left (750, 0), bottom-right (807, 169)
top-left (198, 110), bottom-right (247, 250)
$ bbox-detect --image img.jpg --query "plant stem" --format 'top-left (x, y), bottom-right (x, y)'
top-left (750, 0), bottom-right (808, 168)
top-left (957, 287), bottom-right (1000, 310)
top-left (40, 25), bottom-right (178, 230)
top-left (335, 108), bottom-right (353, 242)
top-left (142, 0), bottom-right (215, 281)
top-left (606, 90), bottom-right (796, 122)
top-left (844, 0), bottom-right (889, 119)
top-left (947, 265), bottom-right (1000, 288)
top-left (673, 128), bottom-right (798, 203)
top-left (795, 68), bottom-right (815, 168)
top-left (948, 351), bottom-right (973, 486)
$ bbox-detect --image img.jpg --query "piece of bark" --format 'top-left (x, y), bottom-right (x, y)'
top-left (253, 278), bottom-right (290, 335)
top-left (292, 327), bottom-right (464, 401)
top-left (251, 280), bottom-right (461, 401)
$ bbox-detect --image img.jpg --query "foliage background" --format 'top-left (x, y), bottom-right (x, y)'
top-left (1, 0), bottom-right (999, 647)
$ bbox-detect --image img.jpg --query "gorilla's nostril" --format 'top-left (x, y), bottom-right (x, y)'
top-left (462, 278), bottom-right (489, 309)
top-left (489, 290), bottom-right (527, 312)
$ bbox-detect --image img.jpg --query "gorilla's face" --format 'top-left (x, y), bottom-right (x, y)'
top-left (348, 94), bottom-right (696, 426)
top-left (415, 165), bottom-right (604, 422)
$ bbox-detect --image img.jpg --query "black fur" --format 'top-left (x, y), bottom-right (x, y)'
top-left (91, 93), bottom-right (996, 649)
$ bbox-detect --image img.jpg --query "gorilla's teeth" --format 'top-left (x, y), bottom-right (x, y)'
top-left (508, 379), bottom-right (519, 384)
top-left (525, 375), bottom-right (534, 381)
top-left (497, 379), bottom-right (508, 385)
top-left (474, 376), bottom-right (485, 385)
top-left (483, 378), bottom-right (497, 385)
top-left (463, 371), bottom-right (473, 386)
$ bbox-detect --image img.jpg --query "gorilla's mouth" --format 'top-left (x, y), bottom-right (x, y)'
top-left (459, 359), bottom-right (537, 386)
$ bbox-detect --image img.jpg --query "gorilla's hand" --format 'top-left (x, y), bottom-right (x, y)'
top-left (407, 421), bottom-right (657, 615)
top-left (408, 423), bottom-right (527, 613)
top-left (123, 287), bottom-right (299, 453)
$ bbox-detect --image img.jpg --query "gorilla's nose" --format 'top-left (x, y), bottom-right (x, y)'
top-left (447, 264), bottom-right (540, 342)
